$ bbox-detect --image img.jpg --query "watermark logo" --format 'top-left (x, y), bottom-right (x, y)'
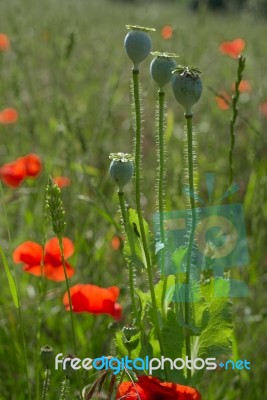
top-left (154, 173), bottom-right (249, 299)
top-left (55, 354), bottom-right (251, 375)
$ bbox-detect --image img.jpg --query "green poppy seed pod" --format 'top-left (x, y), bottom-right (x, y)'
top-left (40, 345), bottom-right (54, 368)
top-left (150, 53), bottom-right (177, 91)
top-left (63, 354), bottom-right (76, 377)
top-left (124, 25), bottom-right (155, 70)
top-left (109, 153), bottom-right (134, 192)
top-left (172, 66), bottom-right (202, 116)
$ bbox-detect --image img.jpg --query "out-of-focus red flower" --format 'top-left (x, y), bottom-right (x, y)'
top-left (259, 101), bottom-right (267, 117)
top-left (116, 376), bottom-right (201, 400)
top-left (53, 176), bottom-right (71, 188)
top-left (0, 34), bottom-right (10, 51)
top-left (231, 79), bottom-right (251, 93)
top-left (111, 235), bottom-right (121, 250)
top-left (0, 108), bottom-right (18, 124)
top-left (0, 153), bottom-right (42, 188)
top-left (13, 237), bottom-right (75, 281)
top-left (0, 158), bottom-right (26, 187)
top-left (161, 25), bottom-right (173, 40)
top-left (23, 153), bottom-right (42, 177)
top-left (215, 91), bottom-right (231, 110)
top-left (63, 284), bottom-right (122, 320)
top-left (219, 38), bottom-right (245, 59)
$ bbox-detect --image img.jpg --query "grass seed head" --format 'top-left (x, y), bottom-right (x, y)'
top-left (45, 177), bottom-right (66, 238)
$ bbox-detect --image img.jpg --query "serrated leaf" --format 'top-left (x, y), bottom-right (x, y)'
top-left (123, 208), bottom-right (156, 270)
top-left (192, 278), bottom-right (232, 360)
top-left (160, 310), bottom-right (186, 384)
top-left (154, 275), bottom-right (176, 310)
top-left (136, 289), bottom-right (151, 322)
top-left (171, 246), bottom-right (188, 273)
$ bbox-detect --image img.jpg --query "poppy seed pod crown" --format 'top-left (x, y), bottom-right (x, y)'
top-left (124, 25), bottom-right (155, 70)
top-left (109, 153), bottom-right (134, 192)
top-left (172, 66), bottom-right (202, 116)
top-left (150, 52), bottom-right (178, 91)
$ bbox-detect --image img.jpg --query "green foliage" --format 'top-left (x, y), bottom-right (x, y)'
top-left (0, 246), bottom-right (19, 309)
top-left (194, 279), bottom-right (232, 358)
top-left (123, 208), bottom-right (156, 270)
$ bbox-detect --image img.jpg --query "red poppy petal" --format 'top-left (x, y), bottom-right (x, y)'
top-left (53, 176), bottom-right (71, 188)
top-left (13, 241), bottom-right (43, 265)
top-left (111, 235), bottom-right (121, 250)
top-left (260, 101), bottom-right (267, 117)
top-left (0, 34), bottom-right (10, 51)
top-left (161, 25), bottom-right (173, 40)
top-left (116, 380), bottom-right (148, 400)
top-left (22, 153), bottom-right (42, 177)
top-left (113, 303), bottom-right (122, 321)
top-left (63, 284), bottom-right (121, 319)
top-left (44, 237), bottom-right (74, 263)
top-left (63, 284), bottom-right (90, 312)
top-left (23, 264), bottom-right (43, 276)
top-left (215, 91), bottom-right (231, 110)
top-left (0, 108), bottom-right (18, 124)
top-left (44, 262), bottom-right (75, 282)
top-left (0, 159), bottom-right (26, 188)
top-left (219, 38), bottom-right (245, 59)
top-left (136, 376), bottom-right (202, 400)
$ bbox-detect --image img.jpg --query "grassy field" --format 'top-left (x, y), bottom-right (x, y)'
top-left (0, 0), bottom-right (267, 399)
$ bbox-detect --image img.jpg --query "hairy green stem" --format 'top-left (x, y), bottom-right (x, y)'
top-left (118, 190), bottom-right (138, 321)
top-left (184, 115), bottom-right (197, 380)
top-left (157, 91), bottom-right (168, 315)
top-left (132, 69), bottom-right (169, 379)
top-left (41, 369), bottom-right (50, 400)
top-left (59, 376), bottom-right (70, 400)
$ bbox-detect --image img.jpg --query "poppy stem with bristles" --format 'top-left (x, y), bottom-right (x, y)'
top-left (184, 114), bottom-right (198, 380)
top-left (157, 90), bottom-right (168, 317)
top-left (118, 190), bottom-right (138, 322)
top-left (132, 69), bottom-right (169, 380)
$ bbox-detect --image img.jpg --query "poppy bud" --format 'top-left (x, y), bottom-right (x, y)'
top-left (41, 345), bottom-right (54, 368)
top-left (63, 354), bottom-right (76, 378)
top-left (150, 52), bottom-right (178, 91)
top-left (109, 153), bottom-right (134, 192)
top-left (124, 25), bottom-right (155, 70)
top-left (172, 66), bottom-right (202, 116)
top-left (122, 324), bottom-right (139, 341)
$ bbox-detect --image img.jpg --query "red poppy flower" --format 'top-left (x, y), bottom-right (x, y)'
top-left (0, 33), bottom-right (10, 51)
top-left (260, 101), bottom-right (267, 117)
top-left (161, 25), bottom-right (173, 40)
top-left (111, 235), bottom-right (122, 251)
top-left (0, 153), bottom-right (42, 188)
top-left (219, 38), bottom-right (245, 59)
top-left (0, 108), bottom-right (18, 124)
top-left (0, 158), bottom-right (26, 187)
top-left (63, 284), bottom-right (122, 320)
top-left (13, 237), bottom-right (75, 281)
top-left (116, 376), bottom-right (201, 400)
top-left (22, 153), bottom-right (42, 177)
top-left (231, 79), bottom-right (251, 93)
top-left (215, 91), bottom-right (231, 110)
top-left (53, 176), bottom-right (71, 188)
